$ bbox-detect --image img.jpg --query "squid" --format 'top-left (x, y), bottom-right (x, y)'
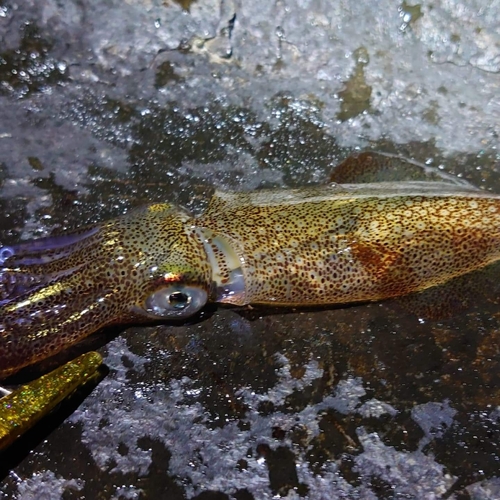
top-left (2, 175), bottom-right (500, 379)
top-left (2, 152), bottom-right (500, 448)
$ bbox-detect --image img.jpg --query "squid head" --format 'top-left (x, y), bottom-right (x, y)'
top-left (0, 204), bottom-right (212, 377)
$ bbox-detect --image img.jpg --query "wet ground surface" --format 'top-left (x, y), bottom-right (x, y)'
top-left (1, 0), bottom-right (500, 498)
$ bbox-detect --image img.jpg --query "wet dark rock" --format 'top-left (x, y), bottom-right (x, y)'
top-left (1, 0), bottom-right (500, 498)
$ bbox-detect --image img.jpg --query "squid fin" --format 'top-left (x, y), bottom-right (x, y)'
top-left (331, 151), bottom-right (477, 188)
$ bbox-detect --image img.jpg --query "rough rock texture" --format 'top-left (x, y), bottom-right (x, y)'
top-left (1, 0), bottom-right (500, 498)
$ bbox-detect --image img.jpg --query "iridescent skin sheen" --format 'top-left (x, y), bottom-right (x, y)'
top-left (2, 181), bottom-right (500, 377)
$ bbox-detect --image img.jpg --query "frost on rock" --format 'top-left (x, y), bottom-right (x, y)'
top-left (412, 400), bottom-right (457, 449)
top-left (68, 344), bottom-right (462, 498)
top-left (467, 477), bottom-right (500, 500)
top-left (357, 398), bottom-right (398, 419)
top-left (355, 429), bottom-right (457, 498)
top-left (15, 471), bottom-right (83, 500)
top-left (417, 0), bottom-right (500, 73)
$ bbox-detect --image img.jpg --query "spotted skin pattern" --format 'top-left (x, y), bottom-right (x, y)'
top-left (0, 204), bottom-right (211, 377)
top-left (2, 181), bottom-right (500, 376)
top-left (199, 183), bottom-right (500, 305)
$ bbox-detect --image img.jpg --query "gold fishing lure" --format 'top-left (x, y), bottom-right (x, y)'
top-left (0, 351), bottom-right (102, 451)
top-left (2, 180), bottom-right (500, 377)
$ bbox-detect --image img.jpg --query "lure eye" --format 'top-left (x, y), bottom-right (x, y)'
top-left (0, 246), bottom-right (14, 265)
top-left (142, 285), bottom-right (208, 319)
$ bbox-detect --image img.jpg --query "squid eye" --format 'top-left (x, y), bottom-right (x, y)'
top-left (141, 285), bottom-right (207, 319)
top-left (167, 291), bottom-right (190, 310)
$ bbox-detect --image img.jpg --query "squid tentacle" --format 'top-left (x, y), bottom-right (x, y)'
top-left (0, 226), bottom-right (104, 304)
top-left (0, 264), bottom-right (117, 378)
